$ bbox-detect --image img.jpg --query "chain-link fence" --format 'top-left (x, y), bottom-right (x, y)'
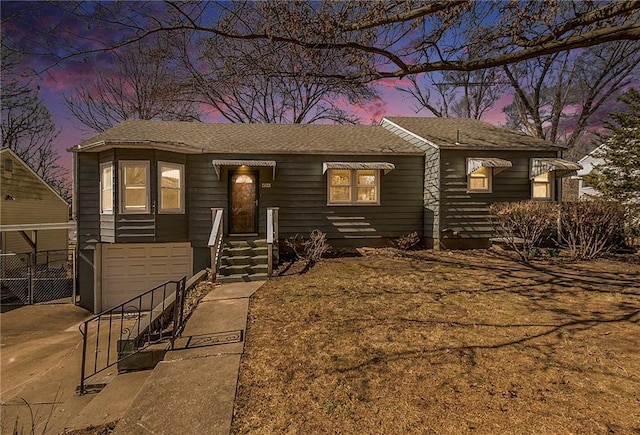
top-left (0, 249), bottom-right (76, 305)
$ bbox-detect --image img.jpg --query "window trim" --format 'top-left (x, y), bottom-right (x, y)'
top-left (100, 162), bottom-right (114, 214)
top-left (466, 166), bottom-right (493, 194)
top-left (327, 169), bottom-right (381, 206)
top-left (531, 171), bottom-right (555, 201)
top-left (119, 160), bottom-right (150, 214)
top-left (158, 161), bottom-right (185, 214)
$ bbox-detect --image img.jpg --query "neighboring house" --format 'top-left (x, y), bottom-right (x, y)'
top-left (0, 148), bottom-right (70, 255)
top-left (575, 144), bottom-right (606, 199)
top-left (71, 118), bottom-right (581, 313)
top-left (380, 117), bottom-right (581, 249)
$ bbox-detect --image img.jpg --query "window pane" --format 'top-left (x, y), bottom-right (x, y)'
top-left (533, 182), bottom-right (551, 198)
top-left (357, 170), bottom-right (376, 185)
top-left (469, 177), bottom-right (488, 190)
top-left (125, 166), bottom-right (146, 185)
top-left (161, 168), bottom-right (181, 188)
top-left (331, 170), bottom-right (350, 186)
top-left (162, 189), bottom-right (180, 210)
top-left (533, 172), bottom-right (551, 182)
top-left (356, 187), bottom-right (376, 202)
top-left (102, 188), bottom-right (113, 212)
top-left (330, 186), bottom-right (351, 202)
top-left (102, 166), bottom-right (112, 188)
top-left (125, 187), bottom-right (146, 209)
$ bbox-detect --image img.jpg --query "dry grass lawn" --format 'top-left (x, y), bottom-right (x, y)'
top-left (232, 249), bottom-right (640, 434)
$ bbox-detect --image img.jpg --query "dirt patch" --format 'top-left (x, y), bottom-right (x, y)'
top-left (232, 249), bottom-right (640, 434)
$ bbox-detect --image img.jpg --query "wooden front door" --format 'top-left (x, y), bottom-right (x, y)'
top-left (229, 171), bottom-right (258, 234)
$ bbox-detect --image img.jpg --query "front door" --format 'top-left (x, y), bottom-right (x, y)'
top-left (229, 171), bottom-right (258, 234)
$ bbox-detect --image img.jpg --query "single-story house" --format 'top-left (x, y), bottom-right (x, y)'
top-left (71, 121), bottom-right (425, 312)
top-left (0, 147), bottom-right (71, 255)
top-left (70, 118), bottom-right (580, 312)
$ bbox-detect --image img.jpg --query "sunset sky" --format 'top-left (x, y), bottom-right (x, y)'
top-left (3, 1), bottom-right (514, 173)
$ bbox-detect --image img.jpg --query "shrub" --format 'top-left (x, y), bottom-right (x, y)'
top-left (303, 229), bottom-right (331, 264)
top-left (559, 200), bottom-right (628, 259)
top-left (393, 231), bottom-right (421, 251)
top-left (489, 201), bottom-right (557, 263)
top-left (285, 230), bottom-right (331, 268)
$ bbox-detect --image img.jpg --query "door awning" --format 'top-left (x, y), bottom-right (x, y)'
top-left (530, 158), bottom-right (582, 179)
top-left (467, 158), bottom-right (512, 175)
top-left (322, 162), bottom-right (395, 174)
top-left (211, 160), bottom-right (276, 180)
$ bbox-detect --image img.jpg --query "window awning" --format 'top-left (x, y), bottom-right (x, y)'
top-left (530, 158), bottom-right (582, 179)
top-left (211, 160), bottom-right (276, 180)
top-left (467, 158), bottom-right (512, 175)
top-left (322, 162), bottom-right (395, 174)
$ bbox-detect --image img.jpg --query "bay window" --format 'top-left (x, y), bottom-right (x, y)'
top-left (120, 161), bottom-right (150, 214)
top-left (158, 162), bottom-right (184, 213)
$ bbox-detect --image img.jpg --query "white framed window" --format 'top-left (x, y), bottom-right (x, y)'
top-left (532, 171), bottom-right (554, 200)
top-left (328, 169), bottom-right (380, 205)
top-left (100, 163), bottom-right (113, 214)
top-left (158, 162), bottom-right (185, 214)
top-left (119, 160), bottom-right (150, 214)
top-left (467, 166), bottom-right (492, 193)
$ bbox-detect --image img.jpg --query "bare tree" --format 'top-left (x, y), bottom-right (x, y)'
top-left (3, 2), bottom-right (638, 81)
top-left (503, 41), bottom-right (640, 151)
top-left (400, 66), bottom-right (506, 119)
top-left (175, 34), bottom-right (377, 124)
top-left (64, 39), bottom-right (202, 133)
top-left (15, 1), bottom-right (640, 80)
top-left (1, 50), bottom-right (70, 199)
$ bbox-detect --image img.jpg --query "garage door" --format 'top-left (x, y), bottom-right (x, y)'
top-left (101, 242), bottom-right (192, 311)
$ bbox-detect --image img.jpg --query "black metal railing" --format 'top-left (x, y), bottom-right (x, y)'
top-left (78, 276), bottom-right (187, 395)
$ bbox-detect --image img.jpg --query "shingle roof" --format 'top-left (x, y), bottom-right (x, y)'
top-left (72, 120), bottom-right (423, 155)
top-left (383, 117), bottom-right (565, 151)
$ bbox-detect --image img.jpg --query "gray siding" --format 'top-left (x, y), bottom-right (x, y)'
top-left (439, 150), bottom-right (559, 240)
top-left (77, 153), bottom-right (100, 250)
top-left (187, 153), bottom-right (424, 247)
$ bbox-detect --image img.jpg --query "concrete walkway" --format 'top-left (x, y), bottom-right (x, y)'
top-left (114, 280), bottom-right (264, 435)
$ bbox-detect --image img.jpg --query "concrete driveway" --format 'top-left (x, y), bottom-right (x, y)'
top-left (1, 304), bottom-right (93, 434)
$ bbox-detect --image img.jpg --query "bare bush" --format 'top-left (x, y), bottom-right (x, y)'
top-left (560, 200), bottom-right (628, 259)
top-left (285, 230), bottom-right (331, 269)
top-left (393, 232), bottom-right (421, 251)
top-left (304, 230), bottom-right (331, 265)
top-left (489, 201), bottom-right (557, 263)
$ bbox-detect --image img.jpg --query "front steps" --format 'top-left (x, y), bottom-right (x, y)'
top-left (217, 239), bottom-right (268, 283)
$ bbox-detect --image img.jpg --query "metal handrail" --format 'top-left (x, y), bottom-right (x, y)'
top-left (208, 208), bottom-right (224, 280)
top-left (78, 276), bottom-right (187, 395)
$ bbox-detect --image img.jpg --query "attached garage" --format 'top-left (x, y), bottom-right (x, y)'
top-left (98, 242), bottom-right (192, 311)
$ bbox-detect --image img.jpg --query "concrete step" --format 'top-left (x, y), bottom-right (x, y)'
top-left (220, 254), bottom-right (268, 266)
top-left (217, 273), bottom-right (268, 283)
top-left (225, 239), bottom-right (267, 248)
top-left (219, 264), bottom-right (268, 276)
top-left (222, 246), bottom-right (268, 257)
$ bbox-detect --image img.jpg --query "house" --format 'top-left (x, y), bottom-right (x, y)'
top-left (70, 121), bottom-right (425, 312)
top-left (0, 148), bottom-right (71, 255)
top-left (380, 117), bottom-right (581, 249)
top-left (71, 118), bottom-right (580, 313)
top-left (575, 144), bottom-right (606, 199)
